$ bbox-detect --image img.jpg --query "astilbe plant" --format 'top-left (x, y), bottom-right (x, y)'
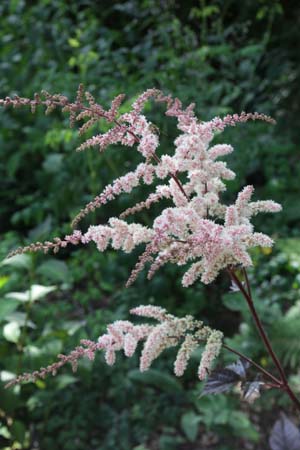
top-left (2, 87), bottom-right (300, 422)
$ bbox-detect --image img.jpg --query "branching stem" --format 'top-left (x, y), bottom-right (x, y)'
top-left (227, 267), bottom-right (300, 412)
top-left (222, 343), bottom-right (281, 386)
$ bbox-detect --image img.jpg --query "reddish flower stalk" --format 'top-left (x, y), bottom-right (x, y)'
top-left (228, 268), bottom-right (300, 412)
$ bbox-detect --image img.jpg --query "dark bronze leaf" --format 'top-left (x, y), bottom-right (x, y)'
top-left (201, 368), bottom-right (241, 396)
top-left (242, 381), bottom-right (262, 403)
top-left (269, 413), bottom-right (300, 450)
top-left (201, 358), bottom-right (251, 396)
top-left (227, 358), bottom-right (250, 379)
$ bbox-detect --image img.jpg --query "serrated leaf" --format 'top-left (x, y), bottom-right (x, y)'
top-left (3, 321), bottom-right (21, 343)
top-left (201, 368), bottom-right (241, 396)
top-left (269, 413), bottom-right (300, 450)
top-left (181, 411), bottom-right (201, 442)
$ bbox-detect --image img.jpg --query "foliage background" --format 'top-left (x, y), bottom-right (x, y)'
top-left (0, 0), bottom-right (300, 449)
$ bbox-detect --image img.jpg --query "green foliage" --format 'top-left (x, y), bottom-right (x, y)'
top-left (0, 0), bottom-right (300, 449)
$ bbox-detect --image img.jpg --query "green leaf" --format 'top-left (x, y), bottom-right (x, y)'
top-left (55, 374), bottom-right (78, 390)
top-left (128, 369), bottom-right (182, 393)
top-left (0, 298), bottom-right (19, 322)
top-left (222, 292), bottom-right (246, 312)
top-left (5, 312), bottom-right (35, 328)
top-left (37, 259), bottom-right (70, 282)
top-left (277, 238), bottom-right (300, 268)
top-left (42, 153), bottom-right (64, 173)
top-left (1, 254), bottom-right (31, 269)
top-left (0, 425), bottom-right (11, 439)
top-left (61, 320), bottom-right (85, 336)
top-left (5, 284), bottom-right (56, 303)
top-left (0, 387), bottom-right (20, 415)
top-left (158, 434), bottom-right (184, 449)
top-left (0, 371), bottom-right (16, 382)
top-left (229, 411), bottom-right (259, 441)
top-left (3, 321), bottom-right (21, 343)
top-left (0, 275), bottom-right (9, 289)
top-left (10, 420), bottom-right (26, 445)
top-left (28, 216), bottom-right (52, 241)
top-left (180, 411), bottom-right (201, 442)
top-left (68, 37), bottom-right (80, 48)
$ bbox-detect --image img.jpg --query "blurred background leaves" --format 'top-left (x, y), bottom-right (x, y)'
top-left (0, 0), bottom-right (300, 448)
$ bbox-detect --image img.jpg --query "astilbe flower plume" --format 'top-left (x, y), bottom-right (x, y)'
top-left (5, 306), bottom-right (222, 388)
top-left (1, 86), bottom-right (281, 386)
top-left (3, 86), bottom-right (280, 287)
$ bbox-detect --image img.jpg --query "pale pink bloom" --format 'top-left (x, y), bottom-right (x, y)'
top-left (198, 330), bottom-right (223, 380)
top-left (5, 88), bottom-right (280, 286)
top-left (124, 333), bottom-right (138, 357)
top-left (169, 179), bottom-right (188, 207)
top-left (236, 185), bottom-right (255, 213)
top-left (77, 125), bottom-right (128, 152)
top-left (249, 200), bottom-right (282, 215)
top-left (132, 88), bottom-right (160, 114)
top-left (174, 334), bottom-right (198, 376)
top-left (130, 305), bottom-right (168, 322)
top-left (105, 349), bottom-right (116, 366)
top-left (106, 94), bottom-right (126, 122)
top-left (182, 262), bottom-right (204, 287)
top-left (208, 144), bottom-right (234, 160)
top-left (120, 183), bottom-right (172, 218)
top-left (138, 130), bottom-right (159, 158)
top-left (140, 323), bottom-right (174, 371)
top-left (5, 305), bottom-right (222, 387)
top-left (225, 205), bottom-right (239, 227)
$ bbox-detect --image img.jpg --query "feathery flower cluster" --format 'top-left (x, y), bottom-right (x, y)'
top-left (1, 87), bottom-right (284, 391)
top-left (2, 87), bottom-right (281, 287)
top-left (6, 306), bottom-right (222, 388)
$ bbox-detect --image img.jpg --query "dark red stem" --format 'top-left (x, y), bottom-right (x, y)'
top-left (222, 343), bottom-right (281, 386)
top-left (228, 267), bottom-right (300, 411)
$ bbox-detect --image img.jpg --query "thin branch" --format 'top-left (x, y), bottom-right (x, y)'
top-left (242, 267), bottom-right (252, 298)
top-left (228, 268), bottom-right (286, 381)
top-left (227, 267), bottom-right (300, 412)
top-left (222, 343), bottom-right (281, 386)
